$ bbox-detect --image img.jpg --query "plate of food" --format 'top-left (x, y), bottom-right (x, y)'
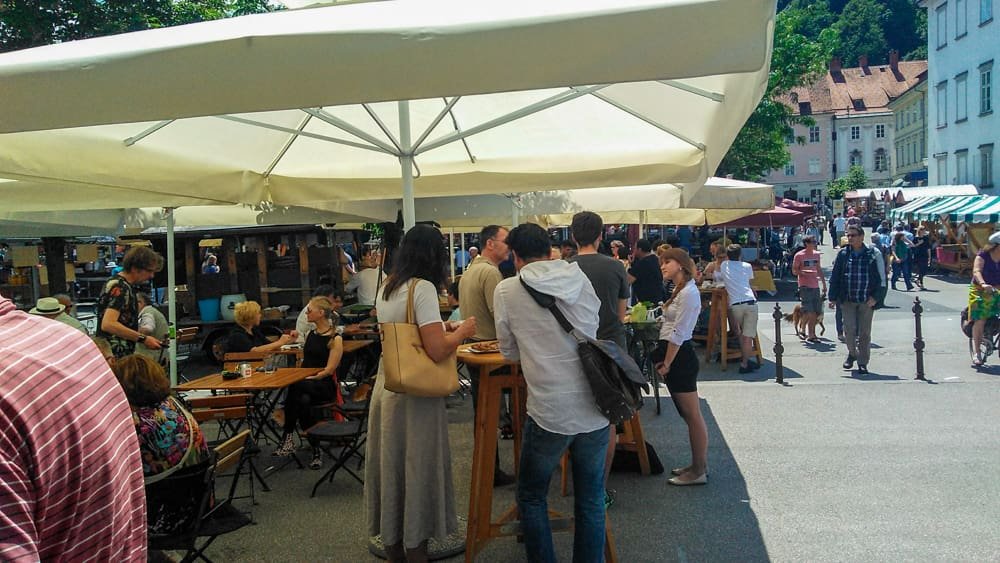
top-left (464, 341), bottom-right (500, 354)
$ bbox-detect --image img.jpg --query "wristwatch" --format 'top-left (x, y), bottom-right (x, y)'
top-left (137, 334), bottom-right (147, 343)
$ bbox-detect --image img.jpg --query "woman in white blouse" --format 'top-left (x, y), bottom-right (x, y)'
top-left (652, 248), bottom-right (709, 486)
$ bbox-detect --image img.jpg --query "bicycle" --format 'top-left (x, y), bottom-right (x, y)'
top-left (963, 305), bottom-right (1000, 366)
top-left (626, 320), bottom-right (662, 415)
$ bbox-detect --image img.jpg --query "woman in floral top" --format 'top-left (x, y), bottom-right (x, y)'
top-left (114, 355), bottom-right (209, 482)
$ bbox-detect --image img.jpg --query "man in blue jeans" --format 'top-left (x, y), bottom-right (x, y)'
top-left (494, 222), bottom-right (609, 563)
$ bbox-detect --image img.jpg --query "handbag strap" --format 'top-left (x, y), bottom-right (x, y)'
top-left (518, 277), bottom-right (584, 343)
top-left (405, 279), bottom-right (418, 325)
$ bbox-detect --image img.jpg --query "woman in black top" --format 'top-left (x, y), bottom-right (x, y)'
top-left (228, 301), bottom-right (297, 354)
top-left (274, 296), bottom-right (344, 469)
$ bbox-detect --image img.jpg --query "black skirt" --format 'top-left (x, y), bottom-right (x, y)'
top-left (650, 340), bottom-right (699, 394)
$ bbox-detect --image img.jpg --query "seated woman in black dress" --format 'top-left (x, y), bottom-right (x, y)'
top-left (274, 296), bottom-right (345, 469)
top-left (228, 301), bottom-right (297, 354)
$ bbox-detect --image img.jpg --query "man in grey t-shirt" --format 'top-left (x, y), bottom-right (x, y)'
top-left (567, 211), bottom-right (629, 508)
top-left (567, 212), bottom-right (629, 349)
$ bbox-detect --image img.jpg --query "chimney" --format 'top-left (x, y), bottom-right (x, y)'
top-left (830, 57), bottom-right (842, 73)
top-left (889, 50), bottom-right (899, 71)
top-left (858, 54), bottom-right (869, 73)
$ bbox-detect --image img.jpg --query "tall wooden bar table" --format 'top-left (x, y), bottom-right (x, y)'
top-left (457, 346), bottom-right (618, 563)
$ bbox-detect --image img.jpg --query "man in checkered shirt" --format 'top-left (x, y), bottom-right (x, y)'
top-left (828, 224), bottom-right (883, 375)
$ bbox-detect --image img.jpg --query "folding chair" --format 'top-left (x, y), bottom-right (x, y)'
top-left (147, 430), bottom-right (252, 563)
top-left (306, 388), bottom-right (372, 497)
top-left (187, 398), bottom-right (269, 506)
top-left (175, 327), bottom-right (200, 382)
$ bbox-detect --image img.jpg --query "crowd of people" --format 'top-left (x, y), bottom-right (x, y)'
top-left (6, 206), bottom-right (993, 563)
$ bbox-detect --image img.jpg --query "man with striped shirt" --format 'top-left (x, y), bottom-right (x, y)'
top-left (0, 296), bottom-right (146, 561)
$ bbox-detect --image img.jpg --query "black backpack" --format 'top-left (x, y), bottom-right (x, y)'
top-left (519, 278), bottom-right (648, 425)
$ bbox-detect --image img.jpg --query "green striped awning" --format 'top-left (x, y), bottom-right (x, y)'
top-left (890, 195), bottom-right (1000, 223)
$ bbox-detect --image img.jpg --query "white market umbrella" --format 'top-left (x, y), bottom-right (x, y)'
top-left (0, 0), bottom-right (775, 227)
top-left (414, 177), bottom-right (775, 228)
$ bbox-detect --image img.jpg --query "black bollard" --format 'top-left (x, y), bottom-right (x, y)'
top-left (772, 303), bottom-right (784, 384)
top-left (912, 297), bottom-right (926, 380)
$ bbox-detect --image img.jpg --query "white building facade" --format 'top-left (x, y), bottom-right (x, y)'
top-left (923, 0), bottom-right (998, 188)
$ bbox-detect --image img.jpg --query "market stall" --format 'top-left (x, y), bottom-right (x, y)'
top-left (890, 194), bottom-right (1000, 276)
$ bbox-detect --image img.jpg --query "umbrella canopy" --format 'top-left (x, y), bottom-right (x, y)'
top-left (414, 177), bottom-right (774, 227)
top-left (776, 197), bottom-right (814, 214)
top-left (0, 0), bottom-right (775, 220)
top-left (713, 206), bottom-right (805, 228)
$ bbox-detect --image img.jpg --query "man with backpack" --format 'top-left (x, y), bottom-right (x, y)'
top-left (494, 222), bottom-right (608, 563)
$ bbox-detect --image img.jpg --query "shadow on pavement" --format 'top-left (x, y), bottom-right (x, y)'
top-left (613, 399), bottom-right (770, 562)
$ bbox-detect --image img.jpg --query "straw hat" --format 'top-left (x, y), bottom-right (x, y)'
top-left (30, 297), bottom-right (66, 315)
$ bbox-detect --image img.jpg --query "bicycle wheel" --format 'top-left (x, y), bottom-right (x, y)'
top-left (971, 331), bottom-right (994, 365)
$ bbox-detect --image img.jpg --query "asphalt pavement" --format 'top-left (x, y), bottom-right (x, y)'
top-left (191, 241), bottom-right (999, 562)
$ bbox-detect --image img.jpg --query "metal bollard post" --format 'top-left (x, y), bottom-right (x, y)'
top-left (912, 297), bottom-right (926, 380)
top-left (772, 303), bottom-right (784, 384)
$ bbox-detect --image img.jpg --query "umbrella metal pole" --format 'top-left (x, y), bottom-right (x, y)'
top-left (399, 101), bottom-right (416, 231)
top-left (449, 228), bottom-right (455, 279)
top-left (166, 208), bottom-right (178, 387)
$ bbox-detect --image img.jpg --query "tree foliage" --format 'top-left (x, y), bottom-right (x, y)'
top-left (716, 7), bottom-right (837, 180)
top-left (834, 0), bottom-right (889, 66)
top-left (0, 0), bottom-right (276, 53)
top-left (827, 164), bottom-right (869, 199)
top-left (826, 177), bottom-right (849, 200)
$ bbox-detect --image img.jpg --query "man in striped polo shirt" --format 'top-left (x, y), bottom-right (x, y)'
top-left (0, 296), bottom-right (147, 561)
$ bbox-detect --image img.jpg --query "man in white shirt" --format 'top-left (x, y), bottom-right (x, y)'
top-left (494, 222), bottom-right (608, 563)
top-left (715, 244), bottom-right (759, 374)
top-left (346, 249), bottom-right (384, 306)
top-left (833, 214), bottom-right (847, 248)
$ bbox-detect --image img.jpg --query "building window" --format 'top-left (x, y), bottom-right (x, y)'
top-left (937, 155), bottom-right (949, 184)
top-left (982, 64), bottom-right (993, 114)
top-left (784, 162), bottom-right (796, 176)
top-left (876, 124), bottom-right (886, 138)
top-left (957, 151), bottom-right (969, 183)
top-left (850, 150), bottom-right (863, 168)
top-left (937, 3), bottom-right (948, 48)
top-left (983, 0), bottom-right (994, 23)
top-left (956, 72), bottom-right (969, 121)
top-left (850, 126), bottom-right (861, 140)
top-left (937, 81), bottom-right (948, 126)
top-left (957, 0), bottom-right (968, 36)
top-left (921, 137), bottom-right (926, 158)
top-left (809, 158), bottom-right (821, 174)
top-left (982, 145), bottom-right (994, 187)
top-left (809, 126), bottom-right (820, 143)
top-left (785, 130), bottom-right (795, 144)
top-left (874, 149), bottom-right (888, 172)
top-left (897, 146), bottom-right (904, 166)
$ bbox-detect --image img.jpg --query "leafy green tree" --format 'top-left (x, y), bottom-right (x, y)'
top-left (834, 0), bottom-right (890, 65)
top-left (827, 177), bottom-right (849, 200)
top-left (845, 164), bottom-right (869, 191)
top-left (0, 0), bottom-right (275, 53)
top-left (716, 7), bottom-right (837, 180)
top-left (827, 165), bottom-right (868, 201)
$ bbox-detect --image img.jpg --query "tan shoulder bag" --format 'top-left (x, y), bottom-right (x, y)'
top-left (380, 279), bottom-right (459, 397)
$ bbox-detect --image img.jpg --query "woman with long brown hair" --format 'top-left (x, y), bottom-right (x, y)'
top-left (651, 248), bottom-right (708, 486)
top-left (366, 224), bottom-right (477, 562)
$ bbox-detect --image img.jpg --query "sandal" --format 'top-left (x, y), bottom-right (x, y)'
top-left (807, 337), bottom-right (821, 343)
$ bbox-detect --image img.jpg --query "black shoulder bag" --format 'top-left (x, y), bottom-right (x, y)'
top-left (519, 277), bottom-right (648, 425)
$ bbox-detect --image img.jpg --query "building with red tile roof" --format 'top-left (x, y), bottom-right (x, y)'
top-left (763, 54), bottom-right (928, 207)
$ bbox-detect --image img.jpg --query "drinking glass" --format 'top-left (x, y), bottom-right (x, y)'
top-left (264, 354), bottom-right (277, 375)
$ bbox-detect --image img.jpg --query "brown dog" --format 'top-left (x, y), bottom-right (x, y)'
top-left (783, 304), bottom-right (825, 339)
